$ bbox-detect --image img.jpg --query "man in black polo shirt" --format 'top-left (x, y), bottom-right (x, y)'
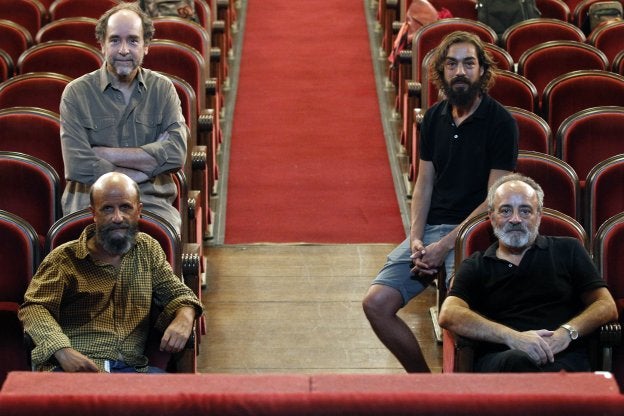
top-left (439, 174), bottom-right (617, 372)
top-left (363, 31), bottom-right (518, 372)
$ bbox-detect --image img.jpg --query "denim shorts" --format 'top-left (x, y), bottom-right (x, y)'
top-left (372, 224), bottom-right (456, 306)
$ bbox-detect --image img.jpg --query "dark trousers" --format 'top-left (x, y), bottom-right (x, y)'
top-left (475, 349), bottom-right (591, 372)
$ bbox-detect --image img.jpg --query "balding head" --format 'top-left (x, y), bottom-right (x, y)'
top-left (90, 172), bottom-right (140, 207)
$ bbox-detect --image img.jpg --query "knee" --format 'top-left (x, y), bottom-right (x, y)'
top-left (362, 286), bottom-right (401, 321)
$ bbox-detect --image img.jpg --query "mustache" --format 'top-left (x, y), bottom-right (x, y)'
top-left (503, 222), bottom-right (528, 233)
top-left (451, 76), bottom-right (471, 85)
top-left (100, 222), bottom-right (130, 232)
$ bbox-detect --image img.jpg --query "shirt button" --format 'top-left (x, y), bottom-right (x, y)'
top-left (453, 134), bottom-right (459, 139)
top-left (508, 264), bottom-right (513, 267)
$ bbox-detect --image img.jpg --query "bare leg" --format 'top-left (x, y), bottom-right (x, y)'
top-left (362, 284), bottom-right (430, 372)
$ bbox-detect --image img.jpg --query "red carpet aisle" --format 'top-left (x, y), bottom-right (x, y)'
top-left (225, 0), bottom-right (405, 243)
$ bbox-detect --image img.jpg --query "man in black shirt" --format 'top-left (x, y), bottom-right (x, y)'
top-left (439, 174), bottom-right (618, 372)
top-left (363, 31), bottom-right (518, 372)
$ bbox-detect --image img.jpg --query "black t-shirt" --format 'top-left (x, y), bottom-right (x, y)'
top-left (449, 235), bottom-right (607, 352)
top-left (420, 95), bottom-right (518, 225)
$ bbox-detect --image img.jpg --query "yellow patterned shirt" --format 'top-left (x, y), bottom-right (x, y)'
top-left (18, 224), bottom-right (203, 372)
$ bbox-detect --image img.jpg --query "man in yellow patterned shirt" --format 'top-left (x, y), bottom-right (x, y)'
top-left (19, 172), bottom-right (202, 373)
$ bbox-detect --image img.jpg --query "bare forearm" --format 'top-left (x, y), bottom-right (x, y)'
top-left (439, 302), bottom-right (514, 345)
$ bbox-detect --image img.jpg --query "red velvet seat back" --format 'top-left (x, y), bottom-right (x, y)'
top-left (588, 20), bottom-right (624, 64)
top-left (536, 0), bottom-right (572, 21)
top-left (0, 19), bottom-right (33, 66)
top-left (502, 18), bottom-right (586, 62)
top-left (516, 151), bottom-right (580, 220)
top-left (489, 70), bottom-right (538, 112)
top-left (545, 70), bottom-right (624, 139)
top-left (35, 17), bottom-right (98, 47)
top-left (556, 105), bottom-right (624, 184)
top-left (17, 40), bottom-right (103, 79)
top-left (0, 210), bottom-right (39, 384)
top-left (0, 107), bottom-right (64, 188)
top-left (142, 39), bottom-right (206, 113)
top-left (593, 211), bottom-right (624, 388)
top-left (585, 154), bottom-right (624, 239)
top-left (508, 107), bottom-right (552, 154)
top-left (0, 72), bottom-right (71, 114)
top-left (0, 0), bottom-right (45, 39)
top-left (518, 41), bottom-right (608, 105)
top-left (153, 17), bottom-right (211, 75)
top-left (48, 0), bottom-right (119, 20)
top-left (0, 152), bottom-right (60, 249)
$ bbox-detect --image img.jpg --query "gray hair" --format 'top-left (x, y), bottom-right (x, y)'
top-left (95, 2), bottom-right (155, 45)
top-left (487, 173), bottom-right (544, 212)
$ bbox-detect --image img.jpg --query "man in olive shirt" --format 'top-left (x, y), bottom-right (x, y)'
top-left (60, 2), bottom-right (187, 232)
top-left (19, 172), bottom-right (202, 373)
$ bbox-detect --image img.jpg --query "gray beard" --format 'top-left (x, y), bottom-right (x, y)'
top-left (493, 223), bottom-right (538, 249)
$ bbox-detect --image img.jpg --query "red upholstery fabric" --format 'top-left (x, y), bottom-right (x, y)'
top-left (502, 18), bottom-right (586, 62)
top-left (0, 19), bottom-right (32, 69)
top-left (508, 107), bottom-right (552, 154)
top-left (17, 40), bottom-right (104, 79)
top-left (556, 105), bottom-right (624, 185)
top-left (588, 20), bottom-right (624, 65)
top-left (585, 155), bottom-right (624, 239)
top-left (0, 211), bottom-right (39, 385)
top-left (0, 107), bottom-right (64, 188)
top-left (593, 212), bottom-right (624, 389)
top-left (518, 41), bottom-right (608, 104)
top-left (516, 151), bottom-right (579, 220)
top-left (544, 70), bottom-right (624, 139)
top-left (536, 0), bottom-right (572, 21)
top-left (1, 372), bottom-right (622, 415)
top-left (48, 0), bottom-right (119, 20)
top-left (0, 152), bottom-right (60, 248)
top-left (0, 72), bottom-right (72, 114)
top-left (488, 71), bottom-right (538, 112)
top-left (0, 0), bottom-right (45, 39)
top-left (614, 50), bottom-right (624, 75)
top-left (35, 16), bottom-right (98, 47)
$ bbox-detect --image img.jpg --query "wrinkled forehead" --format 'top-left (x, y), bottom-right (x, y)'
top-left (494, 181), bottom-right (538, 207)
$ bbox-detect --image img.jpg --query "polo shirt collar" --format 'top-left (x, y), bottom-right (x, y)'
top-left (440, 93), bottom-right (490, 121)
top-left (483, 234), bottom-right (548, 260)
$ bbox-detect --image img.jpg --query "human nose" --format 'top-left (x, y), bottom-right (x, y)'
top-left (508, 209), bottom-right (522, 223)
top-left (455, 62), bottom-right (467, 75)
top-left (111, 208), bottom-right (124, 223)
top-left (118, 41), bottom-right (129, 55)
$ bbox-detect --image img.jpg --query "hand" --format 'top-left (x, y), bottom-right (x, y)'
top-left (542, 328), bottom-right (571, 356)
top-left (54, 347), bottom-right (100, 372)
top-left (160, 307), bottom-right (195, 353)
top-left (410, 239), bottom-right (437, 276)
top-left (410, 240), bottom-right (450, 276)
top-left (508, 329), bottom-right (555, 366)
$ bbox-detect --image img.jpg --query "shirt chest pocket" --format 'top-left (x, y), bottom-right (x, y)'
top-left (81, 117), bottom-right (117, 146)
top-left (135, 113), bottom-right (162, 145)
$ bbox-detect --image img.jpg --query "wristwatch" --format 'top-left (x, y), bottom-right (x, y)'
top-left (560, 324), bottom-right (579, 340)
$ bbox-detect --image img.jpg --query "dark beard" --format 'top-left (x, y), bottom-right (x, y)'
top-left (96, 222), bottom-right (139, 255)
top-left (442, 76), bottom-right (482, 108)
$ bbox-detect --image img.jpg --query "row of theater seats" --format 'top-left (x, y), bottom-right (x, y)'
top-left (379, 0), bottom-right (623, 57)
top-left (377, 0), bottom-right (624, 384)
top-left (0, 0), bottom-right (239, 241)
top-left (0, 0), bottom-right (241, 381)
